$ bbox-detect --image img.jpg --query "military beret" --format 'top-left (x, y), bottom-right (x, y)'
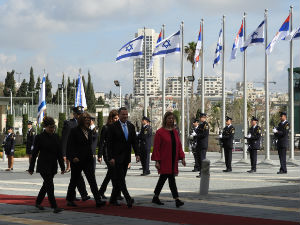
top-left (279, 112), bottom-right (287, 117)
top-left (225, 116), bottom-right (232, 121)
top-left (28, 121), bottom-right (33, 125)
top-left (7, 126), bottom-right (13, 130)
top-left (193, 119), bottom-right (199, 123)
top-left (200, 113), bottom-right (207, 118)
top-left (142, 116), bottom-right (151, 122)
top-left (72, 106), bottom-right (84, 114)
top-left (251, 116), bottom-right (258, 121)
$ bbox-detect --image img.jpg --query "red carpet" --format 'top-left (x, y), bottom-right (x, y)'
top-left (0, 194), bottom-right (298, 225)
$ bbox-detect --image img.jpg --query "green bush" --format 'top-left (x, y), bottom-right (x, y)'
top-left (57, 113), bottom-right (66, 138)
top-left (22, 114), bottom-right (28, 144)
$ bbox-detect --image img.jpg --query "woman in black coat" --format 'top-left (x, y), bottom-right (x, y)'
top-left (28, 117), bottom-right (65, 213)
top-left (66, 112), bottom-right (105, 207)
top-left (97, 110), bottom-right (119, 199)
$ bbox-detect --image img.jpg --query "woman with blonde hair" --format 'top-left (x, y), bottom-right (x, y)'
top-left (151, 111), bottom-right (186, 207)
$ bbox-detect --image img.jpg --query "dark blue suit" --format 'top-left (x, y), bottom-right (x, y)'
top-left (246, 125), bottom-right (261, 171)
top-left (138, 124), bottom-right (152, 174)
top-left (274, 121), bottom-right (289, 173)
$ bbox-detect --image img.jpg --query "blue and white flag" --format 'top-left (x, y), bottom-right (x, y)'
top-left (230, 21), bottom-right (244, 61)
top-left (148, 31), bottom-right (180, 69)
top-left (37, 74), bottom-right (46, 124)
top-left (266, 15), bottom-right (290, 55)
top-left (116, 35), bottom-right (144, 62)
top-left (213, 29), bottom-right (222, 68)
top-left (241, 20), bottom-right (265, 52)
top-left (194, 26), bottom-right (202, 67)
top-left (75, 74), bottom-right (87, 108)
top-left (286, 25), bottom-right (300, 40)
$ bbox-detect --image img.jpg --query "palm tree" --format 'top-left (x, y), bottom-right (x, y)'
top-left (184, 42), bottom-right (197, 98)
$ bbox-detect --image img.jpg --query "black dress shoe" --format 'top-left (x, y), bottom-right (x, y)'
top-left (82, 196), bottom-right (91, 201)
top-left (175, 199), bottom-right (184, 208)
top-left (152, 196), bottom-right (164, 205)
top-left (192, 169), bottom-right (200, 172)
top-left (127, 198), bottom-right (134, 208)
top-left (277, 171), bottom-right (287, 174)
top-left (141, 173), bottom-right (150, 176)
top-left (53, 208), bottom-right (64, 213)
top-left (74, 198), bottom-right (80, 201)
top-left (223, 169), bottom-right (232, 172)
top-left (109, 201), bottom-right (121, 206)
top-left (117, 195), bottom-right (124, 201)
top-left (196, 174), bottom-right (201, 178)
top-left (67, 201), bottom-right (77, 207)
top-left (247, 170), bottom-right (256, 173)
top-left (35, 204), bottom-right (45, 210)
top-left (96, 200), bottom-right (106, 207)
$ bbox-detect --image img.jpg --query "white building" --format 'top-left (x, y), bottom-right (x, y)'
top-left (95, 92), bottom-right (105, 100)
top-left (133, 28), bottom-right (160, 98)
top-left (197, 76), bottom-right (222, 97)
top-left (165, 76), bottom-right (192, 97)
top-left (236, 82), bottom-right (254, 91)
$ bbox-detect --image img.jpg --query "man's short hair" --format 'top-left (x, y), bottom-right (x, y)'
top-left (118, 107), bottom-right (128, 114)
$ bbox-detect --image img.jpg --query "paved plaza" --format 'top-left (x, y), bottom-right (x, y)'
top-left (0, 152), bottom-right (299, 225)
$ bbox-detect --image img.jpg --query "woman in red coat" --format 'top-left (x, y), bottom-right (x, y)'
top-left (151, 111), bottom-right (186, 207)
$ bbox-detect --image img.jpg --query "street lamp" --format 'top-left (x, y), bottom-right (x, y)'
top-left (58, 84), bottom-right (64, 113)
top-left (185, 76), bottom-right (195, 153)
top-left (114, 80), bottom-right (121, 108)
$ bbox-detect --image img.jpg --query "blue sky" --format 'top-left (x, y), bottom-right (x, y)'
top-left (0, 0), bottom-right (299, 94)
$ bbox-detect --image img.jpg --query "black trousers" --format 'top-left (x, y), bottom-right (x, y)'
top-left (224, 147), bottom-right (232, 170)
top-left (278, 147), bottom-right (287, 172)
top-left (197, 148), bottom-right (207, 173)
top-left (154, 174), bottom-right (179, 199)
top-left (66, 161), bottom-right (101, 202)
top-left (110, 163), bottom-right (131, 202)
top-left (36, 173), bottom-right (57, 208)
top-left (192, 150), bottom-right (199, 170)
top-left (249, 148), bottom-right (258, 170)
top-left (141, 146), bottom-right (151, 174)
top-left (99, 160), bottom-right (112, 195)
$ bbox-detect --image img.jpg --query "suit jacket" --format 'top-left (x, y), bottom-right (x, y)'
top-left (61, 118), bottom-right (77, 156)
top-left (195, 121), bottom-right (209, 150)
top-left (138, 124), bottom-right (152, 151)
top-left (66, 126), bottom-right (94, 163)
top-left (274, 121), bottom-right (289, 149)
top-left (221, 125), bottom-right (235, 149)
top-left (26, 128), bottom-right (35, 152)
top-left (2, 133), bottom-right (15, 155)
top-left (107, 120), bottom-right (139, 164)
top-left (29, 131), bottom-right (65, 174)
top-left (246, 125), bottom-right (261, 150)
top-left (91, 126), bottom-right (98, 155)
top-left (98, 125), bottom-right (109, 162)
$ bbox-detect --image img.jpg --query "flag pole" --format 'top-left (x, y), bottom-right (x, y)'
top-left (201, 19), bottom-right (205, 113)
top-left (144, 27), bottom-right (147, 117)
top-left (289, 5), bottom-right (295, 162)
top-left (221, 15), bottom-right (226, 161)
top-left (180, 21), bottom-right (185, 148)
top-left (242, 12), bottom-right (248, 162)
top-left (162, 24), bottom-right (166, 120)
top-left (263, 9), bottom-right (273, 164)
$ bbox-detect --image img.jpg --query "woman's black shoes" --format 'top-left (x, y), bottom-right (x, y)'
top-left (67, 201), bottom-right (77, 207)
top-left (175, 199), bottom-right (184, 208)
top-left (53, 208), bottom-right (64, 213)
top-left (152, 196), bottom-right (164, 205)
top-left (35, 204), bottom-right (45, 210)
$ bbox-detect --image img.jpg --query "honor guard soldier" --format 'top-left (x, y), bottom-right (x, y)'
top-left (26, 121), bottom-right (36, 166)
top-left (138, 116), bottom-right (152, 176)
top-left (61, 106), bottom-right (90, 202)
top-left (245, 116), bottom-right (261, 173)
top-left (273, 112), bottom-right (289, 174)
top-left (90, 117), bottom-right (98, 171)
top-left (219, 116), bottom-right (235, 172)
top-left (194, 113), bottom-right (209, 177)
top-left (189, 119), bottom-right (200, 172)
top-left (2, 126), bottom-right (16, 171)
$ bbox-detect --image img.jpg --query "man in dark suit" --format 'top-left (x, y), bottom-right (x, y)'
top-left (245, 116), bottom-right (261, 173)
top-left (219, 116), bottom-right (235, 172)
top-left (2, 126), bottom-right (16, 171)
top-left (138, 116), bottom-right (152, 176)
top-left (107, 107), bottom-right (140, 208)
top-left (90, 117), bottom-right (98, 171)
top-left (273, 112), bottom-right (289, 174)
top-left (25, 121), bottom-right (35, 166)
top-left (195, 113), bottom-right (209, 178)
top-left (61, 106), bottom-right (89, 202)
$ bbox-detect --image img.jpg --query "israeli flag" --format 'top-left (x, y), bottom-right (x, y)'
top-left (230, 21), bottom-right (244, 61)
top-left (241, 20), bottom-right (265, 52)
top-left (194, 26), bottom-right (202, 67)
top-left (213, 29), bottom-right (223, 68)
top-left (116, 35), bottom-right (144, 62)
top-left (286, 26), bottom-right (300, 41)
top-left (148, 31), bottom-right (180, 69)
top-left (75, 74), bottom-right (87, 108)
top-left (37, 74), bottom-right (46, 124)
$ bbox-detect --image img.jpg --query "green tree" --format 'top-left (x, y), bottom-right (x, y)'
top-left (97, 111), bottom-right (103, 134)
top-left (86, 71), bottom-right (96, 112)
top-left (57, 113), bottom-right (66, 138)
top-left (22, 114), bottom-right (28, 143)
top-left (3, 70), bottom-right (16, 97)
top-left (6, 114), bottom-right (14, 131)
top-left (184, 42), bottom-right (197, 98)
top-left (45, 74), bottom-right (52, 103)
top-left (16, 79), bottom-right (28, 104)
top-left (97, 96), bottom-right (105, 105)
top-left (67, 77), bottom-right (76, 105)
top-left (28, 67), bottom-right (35, 94)
top-left (34, 76), bottom-right (41, 104)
